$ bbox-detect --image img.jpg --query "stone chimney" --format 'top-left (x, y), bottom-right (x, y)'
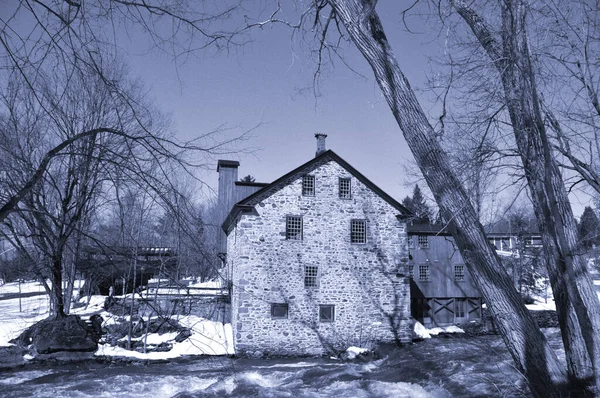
top-left (315, 133), bottom-right (328, 157)
top-left (217, 160), bottom-right (240, 255)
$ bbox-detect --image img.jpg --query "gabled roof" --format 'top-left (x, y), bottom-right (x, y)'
top-left (235, 181), bottom-right (269, 188)
top-left (484, 218), bottom-right (540, 236)
top-left (407, 221), bottom-right (542, 237)
top-left (222, 150), bottom-right (410, 233)
top-left (407, 223), bottom-right (452, 235)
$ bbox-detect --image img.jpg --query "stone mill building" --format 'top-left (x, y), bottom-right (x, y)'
top-left (217, 135), bottom-right (413, 356)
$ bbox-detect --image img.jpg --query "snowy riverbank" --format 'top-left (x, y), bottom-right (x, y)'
top-left (0, 280), bottom-right (471, 363)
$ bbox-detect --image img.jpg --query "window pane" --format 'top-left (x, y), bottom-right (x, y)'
top-left (339, 178), bottom-right (351, 199)
top-left (319, 305), bottom-right (335, 322)
top-left (305, 266), bottom-right (318, 287)
top-left (419, 264), bottom-right (430, 281)
top-left (302, 175), bottom-right (315, 196)
top-left (286, 216), bottom-right (303, 240)
top-left (271, 303), bottom-right (288, 319)
top-left (418, 235), bottom-right (428, 249)
top-left (351, 219), bottom-right (367, 243)
top-left (454, 265), bottom-right (465, 282)
top-left (456, 298), bottom-right (466, 318)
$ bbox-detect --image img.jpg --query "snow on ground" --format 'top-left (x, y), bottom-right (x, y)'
top-left (413, 321), bottom-right (464, 339)
top-left (345, 346), bottom-right (368, 359)
top-left (0, 280), bottom-right (86, 296)
top-left (0, 291), bottom-right (50, 347)
top-left (146, 280), bottom-right (226, 296)
top-left (95, 318), bottom-right (233, 360)
top-left (188, 280), bottom-right (223, 289)
top-left (526, 300), bottom-right (557, 311)
top-left (0, 281), bottom-right (47, 295)
top-left (70, 295), bottom-right (106, 317)
top-left (524, 270), bottom-right (600, 311)
top-left (0, 281), bottom-right (234, 360)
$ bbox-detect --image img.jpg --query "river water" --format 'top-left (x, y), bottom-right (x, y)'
top-left (0, 334), bottom-right (540, 397)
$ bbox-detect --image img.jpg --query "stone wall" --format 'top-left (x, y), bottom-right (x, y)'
top-left (227, 159), bottom-right (411, 356)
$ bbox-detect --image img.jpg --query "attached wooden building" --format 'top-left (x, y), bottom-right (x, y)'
top-left (407, 224), bottom-right (483, 327)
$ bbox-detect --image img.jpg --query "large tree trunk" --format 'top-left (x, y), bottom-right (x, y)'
top-left (328, 1), bottom-right (567, 396)
top-left (451, 0), bottom-right (600, 391)
top-left (51, 254), bottom-right (66, 318)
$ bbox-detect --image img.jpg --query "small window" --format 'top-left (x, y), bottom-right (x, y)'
top-left (418, 235), bottom-right (429, 249)
top-left (408, 264), bottom-right (414, 279)
top-left (454, 265), bottom-right (465, 282)
top-left (419, 264), bottom-right (430, 282)
top-left (525, 237), bottom-right (542, 247)
top-left (319, 305), bottom-right (335, 322)
top-left (305, 266), bottom-right (318, 287)
top-left (339, 178), bottom-right (351, 199)
top-left (302, 175), bottom-right (315, 196)
top-left (286, 216), bottom-right (303, 240)
top-left (271, 303), bottom-right (289, 319)
top-left (455, 298), bottom-right (466, 318)
top-left (351, 219), bottom-right (367, 244)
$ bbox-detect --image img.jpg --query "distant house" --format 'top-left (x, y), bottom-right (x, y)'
top-left (217, 135), bottom-right (412, 356)
top-left (485, 218), bottom-right (543, 255)
top-left (407, 224), bottom-right (483, 327)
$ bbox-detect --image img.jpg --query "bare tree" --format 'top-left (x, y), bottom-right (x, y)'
top-left (1, 0), bottom-right (586, 394)
top-left (0, 54), bottom-right (242, 317)
top-left (315, 1), bottom-right (567, 396)
top-left (0, 1), bottom-right (253, 223)
top-left (538, 0), bottom-right (600, 195)
top-left (445, 0), bottom-right (600, 391)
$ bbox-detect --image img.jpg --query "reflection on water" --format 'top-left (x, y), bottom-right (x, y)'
top-left (0, 334), bottom-right (534, 397)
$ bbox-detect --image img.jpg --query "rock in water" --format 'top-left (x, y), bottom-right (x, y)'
top-left (12, 315), bottom-right (104, 355)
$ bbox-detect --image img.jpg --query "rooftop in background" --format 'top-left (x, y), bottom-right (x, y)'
top-left (82, 246), bottom-right (176, 257)
top-left (407, 223), bottom-right (451, 235)
top-left (407, 220), bottom-right (541, 236)
top-left (484, 217), bottom-right (540, 235)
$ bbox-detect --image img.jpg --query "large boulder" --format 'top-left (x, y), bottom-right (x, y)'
top-left (11, 314), bottom-right (104, 355)
top-left (0, 345), bottom-right (27, 369)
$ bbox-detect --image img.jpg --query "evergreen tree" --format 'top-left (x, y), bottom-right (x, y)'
top-left (578, 206), bottom-right (600, 249)
top-left (402, 185), bottom-right (432, 224)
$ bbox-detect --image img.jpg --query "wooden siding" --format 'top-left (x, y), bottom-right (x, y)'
top-left (409, 234), bottom-right (480, 298)
top-left (411, 296), bottom-right (482, 326)
top-left (408, 233), bottom-right (482, 326)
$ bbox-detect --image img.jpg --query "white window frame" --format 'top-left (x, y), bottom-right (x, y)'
top-left (419, 264), bottom-right (430, 282)
top-left (286, 216), bottom-right (303, 240)
top-left (302, 175), bottom-right (315, 196)
top-left (454, 265), bottom-right (465, 282)
top-left (351, 219), bottom-right (367, 244)
top-left (305, 265), bottom-right (318, 287)
top-left (339, 177), bottom-right (351, 199)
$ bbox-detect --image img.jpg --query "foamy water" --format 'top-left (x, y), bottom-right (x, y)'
top-left (0, 353), bottom-right (451, 398)
top-left (0, 333), bottom-right (530, 398)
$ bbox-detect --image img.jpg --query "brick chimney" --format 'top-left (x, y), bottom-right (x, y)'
top-left (315, 133), bottom-right (328, 157)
